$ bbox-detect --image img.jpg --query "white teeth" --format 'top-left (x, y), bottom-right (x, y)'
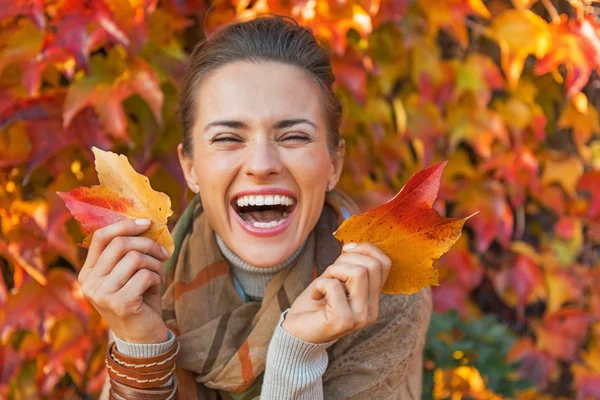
top-left (251, 219), bottom-right (286, 228)
top-left (236, 194), bottom-right (296, 207)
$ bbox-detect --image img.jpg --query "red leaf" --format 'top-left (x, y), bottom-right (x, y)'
top-left (40, 0), bottom-right (129, 70)
top-left (371, 0), bottom-right (410, 25)
top-left (0, 272), bottom-right (7, 307)
top-left (0, 343), bottom-right (22, 393)
top-left (481, 148), bottom-right (540, 207)
top-left (491, 253), bottom-right (546, 318)
top-left (537, 308), bottom-right (594, 362)
top-left (0, 269), bottom-right (91, 342)
top-left (579, 170), bottom-right (600, 218)
top-left (63, 52), bottom-right (163, 141)
top-left (507, 337), bottom-right (558, 390)
top-left (455, 180), bottom-right (514, 253)
top-left (0, 92), bottom-right (110, 179)
top-left (0, 0), bottom-right (45, 28)
top-left (432, 283), bottom-right (470, 317)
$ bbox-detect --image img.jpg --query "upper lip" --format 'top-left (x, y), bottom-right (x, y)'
top-left (231, 187), bottom-right (297, 202)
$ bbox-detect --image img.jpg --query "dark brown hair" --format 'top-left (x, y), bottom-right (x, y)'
top-left (178, 15), bottom-right (342, 156)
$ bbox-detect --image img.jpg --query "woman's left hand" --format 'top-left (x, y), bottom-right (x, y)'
top-left (281, 242), bottom-right (392, 344)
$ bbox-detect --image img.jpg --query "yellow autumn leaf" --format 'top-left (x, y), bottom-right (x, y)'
top-left (58, 147), bottom-right (174, 254)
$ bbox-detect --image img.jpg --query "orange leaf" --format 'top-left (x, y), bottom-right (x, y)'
top-left (333, 161), bottom-right (468, 295)
top-left (486, 9), bottom-right (550, 89)
top-left (559, 93), bottom-right (600, 161)
top-left (545, 269), bottom-right (585, 314)
top-left (58, 147), bottom-right (174, 254)
top-left (417, 0), bottom-right (491, 47)
top-left (536, 15), bottom-right (600, 98)
top-left (572, 340), bottom-right (600, 399)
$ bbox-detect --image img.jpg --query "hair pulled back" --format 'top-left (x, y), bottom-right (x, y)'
top-left (178, 15), bottom-right (342, 156)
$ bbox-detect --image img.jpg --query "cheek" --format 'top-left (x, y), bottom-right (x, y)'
top-left (193, 151), bottom-right (240, 207)
top-left (285, 147), bottom-right (332, 199)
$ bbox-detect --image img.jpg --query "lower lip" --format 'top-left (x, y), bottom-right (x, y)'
top-left (231, 205), bottom-right (296, 238)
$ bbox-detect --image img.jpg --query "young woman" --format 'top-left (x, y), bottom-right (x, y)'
top-left (84, 15), bottom-right (432, 400)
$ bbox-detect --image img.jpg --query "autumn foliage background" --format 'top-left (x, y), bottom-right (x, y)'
top-left (1, 0), bottom-right (600, 398)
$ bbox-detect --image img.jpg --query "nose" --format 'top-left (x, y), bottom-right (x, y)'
top-left (243, 138), bottom-right (283, 180)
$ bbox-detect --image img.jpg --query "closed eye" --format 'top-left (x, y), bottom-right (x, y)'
top-left (212, 136), bottom-right (243, 143)
top-left (282, 134), bottom-right (311, 142)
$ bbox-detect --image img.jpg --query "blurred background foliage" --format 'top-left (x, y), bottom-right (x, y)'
top-left (1, 0), bottom-right (600, 398)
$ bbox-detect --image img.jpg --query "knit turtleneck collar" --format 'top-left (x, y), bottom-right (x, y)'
top-left (215, 234), bottom-right (306, 300)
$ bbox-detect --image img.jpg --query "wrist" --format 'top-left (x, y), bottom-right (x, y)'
top-left (118, 326), bottom-right (169, 344)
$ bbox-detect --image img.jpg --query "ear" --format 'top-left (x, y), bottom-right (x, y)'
top-left (329, 139), bottom-right (345, 188)
top-left (177, 143), bottom-right (200, 193)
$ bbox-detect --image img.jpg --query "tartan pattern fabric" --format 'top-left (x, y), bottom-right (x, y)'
top-left (147, 190), bottom-right (432, 399)
top-left (160, 193), bottom-right (352, 399)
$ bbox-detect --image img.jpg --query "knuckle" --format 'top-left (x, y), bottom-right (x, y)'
top-left (126, 250), bottom-right (144, 265)
top-left (80, 282), bottom-right (90, 298)
top-left (353, 266), bottom-right (368, 280)
top-left (91, 227), bottom-right (106, 244)
top-left (356, 313), bottom-right (369, 327)
top-left (112, 303), bottom-right (129, 318)
top-left (112, 236), bottom-right (130, 252)
top-left (94, 292), bottom-right (109, 308)
top-left (331, 279), bottom-right (344, 291)
top-left (383, 257), bottom-right (392, 270)
top-left (136, 268), bottom-right (153, 281)
top-left (337, 317), bottom-right (354, 332)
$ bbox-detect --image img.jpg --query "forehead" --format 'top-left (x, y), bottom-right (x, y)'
top-left (194, 61), bottom-right (324, 123)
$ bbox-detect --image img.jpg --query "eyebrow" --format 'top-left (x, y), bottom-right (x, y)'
top-left (203, 118), bottom-right (317, 133)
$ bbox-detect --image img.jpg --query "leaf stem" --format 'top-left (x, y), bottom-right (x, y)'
top-left (541, 0), bottom-right (560, 23)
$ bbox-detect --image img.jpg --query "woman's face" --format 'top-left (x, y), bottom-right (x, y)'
top-left (178, 61), bottom-right (344, 267)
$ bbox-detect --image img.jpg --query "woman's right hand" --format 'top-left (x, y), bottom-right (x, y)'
top-left (78, 218), bottom-right (171, 344)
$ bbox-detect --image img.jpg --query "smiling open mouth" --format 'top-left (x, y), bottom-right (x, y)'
top-left (232, 194), bottom-right (296, 228)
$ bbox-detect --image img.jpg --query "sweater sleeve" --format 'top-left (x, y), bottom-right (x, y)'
top-left (261, 310), bottom-right (336, 400)
top-left (114, 329), bottom-right (177, 357)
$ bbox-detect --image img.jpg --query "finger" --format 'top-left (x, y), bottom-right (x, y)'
top-left (312, 278), bottom-right (354, 331)
top-left (342, 242), bottom-right (392, 289)
top-left (101, 251), bottom-right (165, 294)
top-left (80, 218), bottom-right (152, 282)
top-left (117, 268), bottom-right (162, 306)
top-left (88, 235), bottom-right (168, 281)
top-left (331, 252), bottom-right (382, 319)
top-left (321, 264), bottom-right (369, 317)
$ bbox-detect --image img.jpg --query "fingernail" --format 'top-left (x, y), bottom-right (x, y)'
top-left (135, 218), bottom-right (151, 226)
top-left (161, 246), bottom-right (169, 258)
top-left (343, 242), bottom-right (356, 251)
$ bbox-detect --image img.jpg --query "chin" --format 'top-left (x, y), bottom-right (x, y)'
top-left (234, 243), bottom-right (297, 268)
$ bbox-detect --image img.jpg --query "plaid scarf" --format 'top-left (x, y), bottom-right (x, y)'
top-left (160, 191), bottom-right (359, 400)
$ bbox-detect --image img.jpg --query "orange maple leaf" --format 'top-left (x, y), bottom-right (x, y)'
top-left (334, 161), bottom-right (468, 295)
